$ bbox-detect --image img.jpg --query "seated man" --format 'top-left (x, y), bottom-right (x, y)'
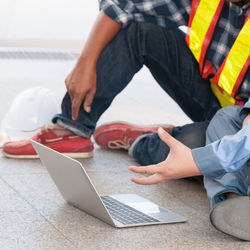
top-left (3, 0), bottom-right (249, 159)
top-left (125, 99), bottom-right (250, 240)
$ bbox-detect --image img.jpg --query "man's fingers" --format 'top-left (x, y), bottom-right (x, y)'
top-left (72, 98), bottom-right (82, 120)
top-left (128, 165), bottom-right (159, 175)
top-left (130, 174), bottom-right (164, 185)
top-left (84, 89), bottom-right (96, 113)
top-left (158, 127), bottom-right (179, 148)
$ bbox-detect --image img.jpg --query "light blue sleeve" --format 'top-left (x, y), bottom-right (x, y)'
top-left (192, 99), bottom-right (250, 178)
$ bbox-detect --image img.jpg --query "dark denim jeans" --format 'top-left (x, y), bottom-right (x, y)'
top-left (53, 22), bottom-right (220, 165)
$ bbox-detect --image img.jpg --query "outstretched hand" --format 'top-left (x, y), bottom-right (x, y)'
top-left (128, 128), bottom-right (201, 185)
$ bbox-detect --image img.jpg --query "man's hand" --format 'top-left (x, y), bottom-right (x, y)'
top-left (128, 128), bottom-right (201, 185)
top-left (65, 60), bottom-right (96, 120)
top-left (242, 113), bottom-right (250, 127)
top-left (65, 11), bottom-right (121, 120)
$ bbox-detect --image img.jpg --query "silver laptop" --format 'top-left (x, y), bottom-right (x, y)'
top-left (31, 140), bottom-right (187, 228)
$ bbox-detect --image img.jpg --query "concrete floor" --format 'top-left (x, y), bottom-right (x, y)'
top-left (0, 1), bottom-right (249, 249)
top-left (0, 58), bottom-right (249, 250)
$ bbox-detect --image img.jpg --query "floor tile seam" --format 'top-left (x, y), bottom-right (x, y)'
top-left (0, 171), bottom-right (209, 221)
top-left (152, 187), bottom-right (209, 219)
top-left (0, 175), bottom-right (77, 247)
top-left (122, 92), bottom-right (184, 118)
top-left (0, 172), bottom-right (47, 176)
top-left (0, 175), bottom-right (46, 211)
top-left (85, 169), bottom-right (130, 173)
top-left (171, 199), bottom-right (209, 220)
top-left (35, 210), bottom-right (78, 247)
top-left (122, 89), bottom-right (163, 103)
top-left (84, 170), bottom-right (209, 219)
top-left (86, 171), bottom-right (210, 220)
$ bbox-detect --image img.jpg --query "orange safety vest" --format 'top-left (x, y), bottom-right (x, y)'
top-left (186, 0), bottom-right (250, 107)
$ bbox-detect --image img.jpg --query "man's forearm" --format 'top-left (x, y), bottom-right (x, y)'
top-left (78, 11), bottom-right (122, 65)
top-left (64, 11), bottom-right (122, 118)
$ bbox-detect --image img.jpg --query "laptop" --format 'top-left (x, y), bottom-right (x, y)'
top-left (31, 140), bottom-right (187, 228)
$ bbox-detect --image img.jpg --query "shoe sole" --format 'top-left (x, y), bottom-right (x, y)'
top-left (95, 121), bottom-right (174, 131)
top-left (210, 196), bottom-right (250, 241)
top-left (95, 121), bottom-right (174, 148)
top-left (2, 151), bottom-right (94, 159)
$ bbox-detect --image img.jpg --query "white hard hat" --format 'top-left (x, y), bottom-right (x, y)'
top-left (0, 87), bottom-right (60, 147)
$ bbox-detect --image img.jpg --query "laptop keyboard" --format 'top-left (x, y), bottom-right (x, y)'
top-left (101, 196), bottom-right (159, 225)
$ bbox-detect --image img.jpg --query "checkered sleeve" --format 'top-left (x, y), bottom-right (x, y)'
top-left (99, 0), bottom-right (191, 28)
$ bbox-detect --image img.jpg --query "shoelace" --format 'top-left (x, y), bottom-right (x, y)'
top-left (22, 125), bottom-right (53, 133)
top-left (23, 125), bottom-right (79, 143)
top-left (107, 135), bottom-right (133, 150)
top-left (22, 125), bottom-right (66, 135)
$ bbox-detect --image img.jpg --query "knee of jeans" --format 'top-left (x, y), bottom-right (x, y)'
top-left (176, 127), bottom-right (207, 149)
top-left (170, 122), bottom-right (208, 149)
top-left (215, 105), bottom-right (242, 121)
top-left (133, 137), bottom-right (170, 165)
top-left (206, 105), bottom-right (242, 143)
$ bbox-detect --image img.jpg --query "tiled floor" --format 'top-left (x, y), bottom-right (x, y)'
top-left (0, 59), bottom-right (249, 250)
top-left (0, 1), bottom-right (249, 249)
top-left (0, 153), bottom-right (249, 250)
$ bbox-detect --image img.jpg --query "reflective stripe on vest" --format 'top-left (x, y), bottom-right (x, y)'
top-left (186, 0), bottom-right (249, 107)
top-left (186, 0), bottom-right (224, 74)
top-left (212, 15), bottom-right (250, 97)
top-left (210, 80), bottom-right (236, 107)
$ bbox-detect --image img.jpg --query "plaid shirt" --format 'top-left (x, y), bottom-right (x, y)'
top-left (100, 0), bottom-right (250, 101)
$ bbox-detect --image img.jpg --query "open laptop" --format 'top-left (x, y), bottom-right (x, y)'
top-left (31, 140), bottom-right (187, 228)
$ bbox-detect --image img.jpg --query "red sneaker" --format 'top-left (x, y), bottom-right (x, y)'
top-left (94, 122), bottom-right (173, 150)
top-left (2, 127), bottom-right (93, 159)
